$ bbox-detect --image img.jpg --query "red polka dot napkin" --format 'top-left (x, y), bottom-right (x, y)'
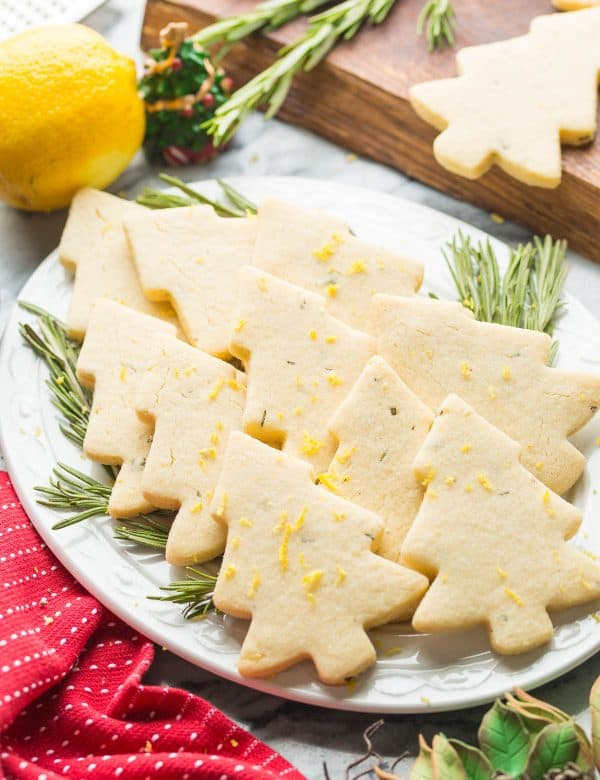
top-left (0, 472), bottom-right (305, 779)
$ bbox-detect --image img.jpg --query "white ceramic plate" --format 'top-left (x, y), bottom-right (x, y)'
top-left (1, 176), bottom-right (599, 714)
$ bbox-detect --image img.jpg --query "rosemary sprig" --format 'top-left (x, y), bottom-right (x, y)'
top-left (136, 174), bottom-right (257, 216)
top-left (114, 515), bottom-right (171, 550)
top-left (192, 0), bottom-right (331, 53)
top-left (204, 0), bottom-right (399, 145)
top-left (417, 0), bottom-right (456, 51)
top-left (18, 302), bottom-right (91, 448)
top-left (148, 567), bottom-right (218, 619)
top-left (35, 463), bottom-right (112, 529)
top-left (445, 232), bottom-right (568, 363)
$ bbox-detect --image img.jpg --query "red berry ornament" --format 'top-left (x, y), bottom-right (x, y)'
top-left (202, 92), bottom-right (215, 108)
top-left (170, 57), bottom-right (183, 72)
top-left (221, 76), bottom-right (234, 93)
top-left (181, 106), bottom-right (195, 117)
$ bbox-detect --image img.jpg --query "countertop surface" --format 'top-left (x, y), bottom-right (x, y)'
top-left (0, 1), bottom-right (598, 776)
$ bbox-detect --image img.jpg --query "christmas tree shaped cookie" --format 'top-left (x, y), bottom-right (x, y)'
top-left (210, 432), bottom-right (429, 683)
top-left (230, 267), bottom-right (375, 472)
top-left (401, 394), bottom-right (600, 655)
top-left (252, 199), bottom-right (423, 333)
top-left (326, 357), bottom-right (434, 562)
top-left (410, 8), bottom-right (600, 187)
top-left (77, 299), bottom-right (177, 517)
top-left (136, 339), bottom-right (246, 566)
top-left (124, 205), bottom-right (257, 357)
top-left (373, 296), bottom-right (600, 494)
top-left (59, 189), bottom-right (178, 339)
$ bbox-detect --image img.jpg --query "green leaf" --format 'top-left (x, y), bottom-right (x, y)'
top-left (431, 734), bottom-right (467, 780)
top-left (410, 736), bottom-right (435, 780)
top-left (525, 721), bottom-right (579, 779)
top-left (591, 676), bottom-right (600, 770)
top-left (478, 700), bottom-right (529, 775)
top-left (448, 739), bottom-right (492, 780)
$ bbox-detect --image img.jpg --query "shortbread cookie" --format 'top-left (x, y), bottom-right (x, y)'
top-left (326, 357), bottom-right (434, 561)
top-left (230, 267), bottom-right (375, 472)
top-left (59, 189), bottom-right (178, 339)
top-left (252, 199), bottom-right (423, 333)
top-left (124, 205), bottom-right (257, 357)
top-left (373, 296), bottom-right (600, 494)
top-left (401, 394), bottom-right (600, 655)
top-left (410, 8), bottom-right (600, 187)
top-left (210, 432), bottom-right (429, 684)
top-left (77, 299), bottom-right (177, 517)
top-left (137, 339), bottom-right (246, 566)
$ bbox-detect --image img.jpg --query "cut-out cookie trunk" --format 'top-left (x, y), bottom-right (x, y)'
top-left (401, 394), bottom-right (600, 655)
top-left (76, 299), bottom-right (177, 517)
top-left (136, 338), bottom-right (246, 566)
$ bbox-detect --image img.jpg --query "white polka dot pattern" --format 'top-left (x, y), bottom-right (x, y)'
top-left (0, 471), bottom-right (303, 779)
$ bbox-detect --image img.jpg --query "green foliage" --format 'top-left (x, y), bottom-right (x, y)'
top-left (139, 39), bottom-right (229, 159)
top-left (448, 740), bottom-right (492, 780)
top-left (411, 735), bottom-right (435, 780)
top-left (148, 568), bottom-right (218, 619)
top-left (204, 0), bottom-right (399, 145)
top-left (411, 688), bottom-right (597, 780)
top-left (525, 722), bottom-right (579, 779)
top-left (432, 735), bottom-right (467, 780)
top-left (591, 677), bottom-right (600, 770)
top-left (478, 701), bottom-right (530, 776)
top-left (417, 0), bottom-right (456, 51)
top-left (445, 232), bottom-right (568, 364)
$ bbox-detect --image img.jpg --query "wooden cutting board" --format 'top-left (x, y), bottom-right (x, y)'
top-left (141, 0), bottom-right (600, 262)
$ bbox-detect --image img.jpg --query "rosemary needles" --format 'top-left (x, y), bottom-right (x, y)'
top-left (204, 0), bottom-right (399, 145)
top-left (136, 173), bottom-right (257, 216)
top-left (417, 0), bottom-right (456, 51)
top-left (445, 232), bottom-right (568, 362)
top-left (19, 302), bottom-right (91, 448)
top-left (148, 568), bottom-right (218, 619)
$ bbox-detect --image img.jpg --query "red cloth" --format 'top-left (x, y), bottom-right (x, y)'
top-left (0, 472), bottom-right (304, 780)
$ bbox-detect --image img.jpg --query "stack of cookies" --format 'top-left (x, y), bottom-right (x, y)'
top-left (58, 187), bottom-right (600, 685)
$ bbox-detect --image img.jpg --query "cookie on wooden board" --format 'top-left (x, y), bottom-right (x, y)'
top-left (76, 299), bottom-right (177, 517)
top-left (210, 432), bottom-right (429, 684)
top-left (410, 8), bottom-right (600, 187)
top-left (401, 394), bottom-right (600, 655)
top-left (59, 189), bottom-right (178, 339)
top-left (137, 339), bottom-right (246, 566)
top-left (252, 198), bottom-right (423, 333)
top-left (124, 205), bottom-right (257, 358)
top-left (373, 295), bottom-right (600, 494)
top-left (230, 267), bottom-right (375, 472)
top-left (325, 356), bottom-right (433, 561)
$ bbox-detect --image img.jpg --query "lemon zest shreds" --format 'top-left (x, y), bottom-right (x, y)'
top-left (504, 587), bottom-right (524, 607)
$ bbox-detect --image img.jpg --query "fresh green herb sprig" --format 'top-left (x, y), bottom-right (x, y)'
top-left (148, 568), bottom-right (218, 619)
top-left (192, 0), bottom-right (331, 54)
top-left (18, 302), bottom-right (91, 449)
top-left (417, 0), bottom-right (456, 51)
top-left (114, 516), bottom-right (171, 550)
top-left (204, 0), bottom-right (399, 145)
top-left (136, 174), bottom-right (257, 216)
top-left (445, 232), bottom-right (568, 363)
top-left (36, 463), bottom-right (112, 529)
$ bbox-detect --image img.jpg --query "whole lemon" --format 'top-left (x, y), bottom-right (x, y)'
top-left (0, 24), bottom-right (144, 212)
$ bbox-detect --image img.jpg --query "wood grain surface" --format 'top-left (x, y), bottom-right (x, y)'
top-left (142, 0), bottom-right (600, 262)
